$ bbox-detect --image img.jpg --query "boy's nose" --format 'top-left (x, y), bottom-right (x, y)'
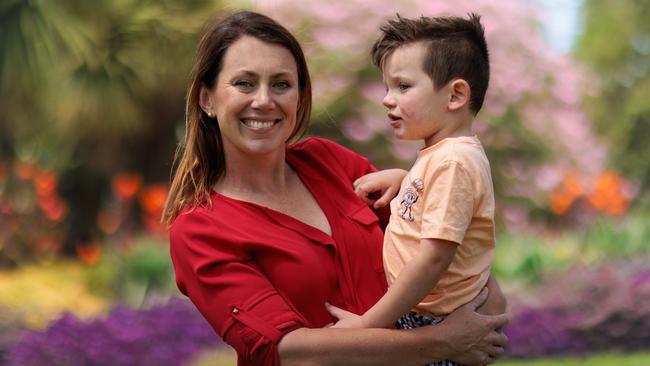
top-left (382, 92), bottom-right (396, 109)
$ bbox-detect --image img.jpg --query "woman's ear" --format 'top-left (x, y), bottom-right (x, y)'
top-left (448, 79), bottom-right (471, 112)
top-left (199, 85), bottom-right (214, 117)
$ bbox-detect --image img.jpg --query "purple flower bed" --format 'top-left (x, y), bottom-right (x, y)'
top-left (505, 307), bottom-right (586, 357)
top-left (504, 262), bottom-right (650, 358)
top-left (6, 298), bottom-right (224, 366)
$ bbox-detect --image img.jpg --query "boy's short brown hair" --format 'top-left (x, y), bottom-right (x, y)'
top-left (372, 13), bottom-right (489, 114)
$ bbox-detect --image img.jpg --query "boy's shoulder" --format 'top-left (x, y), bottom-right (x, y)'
top-left (426, 136), bottom-right (485, 161)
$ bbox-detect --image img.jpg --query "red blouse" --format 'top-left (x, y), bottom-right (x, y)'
top-left (170, 137), bottom-right (389, 366)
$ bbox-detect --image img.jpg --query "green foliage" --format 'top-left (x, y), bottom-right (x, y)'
top-left (500, 353), bottom-right (650, 366)
top-left (493, 233), bottom-right (569, 284)
top-left (575, 0), bottom-right (650, 202)
top-left (493, 210), bottom-right (650, 284)
top-left (86, 237), bottom-right (176, 307)
top-left (0, 0), bottom-right (217, 170)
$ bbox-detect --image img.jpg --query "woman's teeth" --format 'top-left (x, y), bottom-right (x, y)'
top-left (242, 120), bottom-right (275, 129)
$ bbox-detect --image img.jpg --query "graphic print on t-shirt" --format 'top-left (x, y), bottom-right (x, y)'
top-left (398, 178), bottom-right (424, 222)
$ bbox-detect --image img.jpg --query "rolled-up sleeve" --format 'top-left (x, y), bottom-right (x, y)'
top-left (170, 210), bottom-right (307, 366)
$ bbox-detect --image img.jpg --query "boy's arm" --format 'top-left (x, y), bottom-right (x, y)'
top-left (354, 169), bottom-right (407, 208)
top-left (333, 238), bottom-right (457, 329)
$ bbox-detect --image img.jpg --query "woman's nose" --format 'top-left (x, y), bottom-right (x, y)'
top-left (252, 86), bottom-right (274, 110)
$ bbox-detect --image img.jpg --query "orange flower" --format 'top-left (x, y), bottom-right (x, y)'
top-left (138, 184), bottom-right (168, 216)
top-left (562, 173), bottom-right (583, 198)
top-left (76, 243), bottom-right (102, 265)
top-left (587, 171), bottom-right (628, 216)
top-left (37, 196), bottom-right (67, 222)
top-left (112, 172), bottom-right (143, 200)
top-left (549, 173), bottom-right (583, 215)
top-left (549, 190), bottom-right (573, 215)
top-left (34, 170), bottom-right (58, 197)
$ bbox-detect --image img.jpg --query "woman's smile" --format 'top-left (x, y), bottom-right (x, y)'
top-left (200, 35), bottom-right (299, 156)
top-left (240, 117), bottom-right (281, 132)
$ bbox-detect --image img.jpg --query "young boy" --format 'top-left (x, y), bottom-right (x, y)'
top-left (328, 13), bottom-right (496, 365)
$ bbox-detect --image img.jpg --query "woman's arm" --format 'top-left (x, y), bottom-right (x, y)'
top-left (279, 288), bottom-right (508, 366)
top-left (477, 274), bottom-right (507, 315)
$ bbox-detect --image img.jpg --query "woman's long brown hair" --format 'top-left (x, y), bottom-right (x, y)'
top-left (162, 11), bottom-right (312, 226)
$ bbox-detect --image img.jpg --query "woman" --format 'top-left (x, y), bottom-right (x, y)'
top-left (162, 10), bottom-right (508, 366)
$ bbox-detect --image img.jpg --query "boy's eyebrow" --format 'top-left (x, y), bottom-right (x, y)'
top-left (384, 73), bottom-right (412, 82)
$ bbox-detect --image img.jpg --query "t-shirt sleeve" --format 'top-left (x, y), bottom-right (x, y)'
top-left (420, 161), bottom-right (474, 244)
top-left (169, 209), bottom-right (307, 365)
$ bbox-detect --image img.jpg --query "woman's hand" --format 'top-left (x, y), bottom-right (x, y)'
top-left (353, 169), bottom-right (407, 208)
top-left (476, 274), bottom-right (507, 317)
top-left (422, 288), bottom-right (508, 365)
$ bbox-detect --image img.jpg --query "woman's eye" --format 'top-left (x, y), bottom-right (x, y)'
top-left (273, 80), bottom-right (291, 90)
top-left (234, 80), bottom-right (254, 89)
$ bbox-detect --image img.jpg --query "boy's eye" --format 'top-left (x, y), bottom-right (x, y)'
top-left (398, 83), bottom-right (410, 91)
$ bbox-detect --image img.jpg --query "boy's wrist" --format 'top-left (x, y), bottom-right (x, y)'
top-left (362, 310), bottom-right (395, 329)
top-left (360, 314), bottom-right (377, 328)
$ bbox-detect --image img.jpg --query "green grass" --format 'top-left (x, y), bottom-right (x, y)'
top-left (190, 349), bottom-right (650, 366)
top-left (500, 353), bottom-right (650, 365)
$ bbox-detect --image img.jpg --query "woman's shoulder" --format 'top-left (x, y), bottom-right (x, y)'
top-left (289, 137), bottom-right (369, 165)
top-left (169, 203), bottom-right (217, 238)
top-left (169, 197), bottom-right (245, 239)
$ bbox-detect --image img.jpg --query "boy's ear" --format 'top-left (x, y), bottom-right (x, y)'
top-left (447, 79), bottom-right (471, 112)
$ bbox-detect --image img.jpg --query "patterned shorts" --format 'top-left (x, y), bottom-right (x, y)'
top-left (396, 311), bottom-right (462, 366)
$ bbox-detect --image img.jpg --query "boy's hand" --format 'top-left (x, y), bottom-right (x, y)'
top-left (325, 303), bottom-right (366, 329)
top-left (353, 169), bottom-right (407, 208)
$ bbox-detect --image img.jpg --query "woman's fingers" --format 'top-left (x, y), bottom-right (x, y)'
top-left (464, 287), bottom-right (489, 312)
top-left (486, 329), bottom-right (509, 347)
top-left (485, 343), bottom-right (505, 358)
top-left (487, 314), bottom-right (509, 334)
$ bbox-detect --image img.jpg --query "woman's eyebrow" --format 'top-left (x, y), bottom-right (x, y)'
top-left (232, 70), bottom-right (295, 78)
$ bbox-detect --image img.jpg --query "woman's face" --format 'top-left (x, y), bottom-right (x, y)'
top-left (201, 36), bottom-right (299, 158)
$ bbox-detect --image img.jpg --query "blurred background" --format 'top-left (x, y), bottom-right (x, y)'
top-left (1, 0), bottom-right (649, 365)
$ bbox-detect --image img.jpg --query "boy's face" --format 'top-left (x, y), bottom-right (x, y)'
top-left (381, 42), bottom-right (450, 146)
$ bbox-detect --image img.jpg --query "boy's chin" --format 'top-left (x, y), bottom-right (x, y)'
top-left (393, 131), bottom-right (420, 141)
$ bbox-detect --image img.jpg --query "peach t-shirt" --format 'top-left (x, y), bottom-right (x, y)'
top-left (383, 135), bottom-right (495, 316)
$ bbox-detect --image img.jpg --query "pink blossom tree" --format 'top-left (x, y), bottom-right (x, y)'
top-left (254, 0), bottom-right (608, 228)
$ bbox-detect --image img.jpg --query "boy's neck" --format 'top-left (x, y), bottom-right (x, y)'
top-left (424, 117), bottom-right (474, 147)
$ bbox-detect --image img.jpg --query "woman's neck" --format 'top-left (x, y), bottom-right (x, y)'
top-left (215, 146), bottom-right (290, 197)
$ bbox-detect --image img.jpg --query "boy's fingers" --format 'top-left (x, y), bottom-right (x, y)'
top-left (325, 302), bottom-right (355, 320)
top-left (352, 175), bottom-right (365, 186)
top-left (374, 186), bottom-right (397, 208)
